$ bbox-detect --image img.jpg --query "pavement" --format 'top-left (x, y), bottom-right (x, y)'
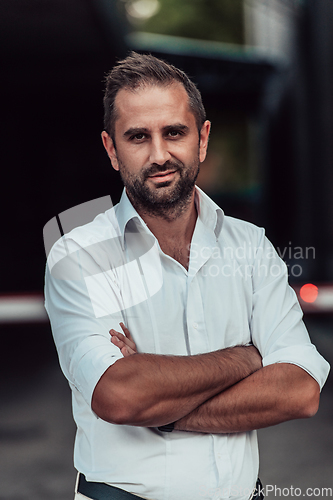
top-left (1, 317), bottom-right (332, 500)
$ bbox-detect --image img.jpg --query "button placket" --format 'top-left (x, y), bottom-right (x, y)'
top-left (186, 277), bottom-right (209, 355)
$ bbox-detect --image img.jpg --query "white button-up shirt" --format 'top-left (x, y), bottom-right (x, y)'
top-left (45, 187), bottom-right (329, 500)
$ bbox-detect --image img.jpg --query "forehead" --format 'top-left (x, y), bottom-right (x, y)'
top-left (114, 83), bottom-right (196, 131)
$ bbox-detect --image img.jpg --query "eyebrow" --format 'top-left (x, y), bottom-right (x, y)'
top-left (123, 127), bottom-right (149, 138)
top-left (163, 124), bottom-right (189, 133)
top-left (123, 123), bottom-right (190, 138)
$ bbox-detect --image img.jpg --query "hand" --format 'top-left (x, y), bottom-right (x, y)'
top-left (110, 323), bottom-right (137, 357)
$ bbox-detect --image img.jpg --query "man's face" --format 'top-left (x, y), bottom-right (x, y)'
top-left (102, 83), bottom-right (210, 215)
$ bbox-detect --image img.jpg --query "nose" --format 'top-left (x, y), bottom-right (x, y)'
top-left (149, 136), bottom-right (171, 165)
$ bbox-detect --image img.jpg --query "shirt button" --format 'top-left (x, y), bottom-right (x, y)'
top-left (193, 322), bottom-right (198, 329)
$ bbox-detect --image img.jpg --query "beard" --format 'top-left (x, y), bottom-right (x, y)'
top-left (117, 154), bottom-right (200, 219)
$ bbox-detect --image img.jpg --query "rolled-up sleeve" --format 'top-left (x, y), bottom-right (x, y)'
top-left (250, 229), bottom-right (330, 390)
top-left (44, 243), bottom-right (124, 406)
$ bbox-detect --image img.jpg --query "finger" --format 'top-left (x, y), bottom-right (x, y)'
top-left (110, 326), bottom-right (137, 354)
top-left (119, 323), bottom-right (134, 341)
top-left (109, 328), bottom-right (121, 337)
top-left (121, 346), bottom-right (129, 357)
top-left (121, 346), bottom-right (136, 357)
top-left (112, 331), bottom-right (128, 345)
top-left (110, 329), bottom-right (130, 347)
top-left (111, 332), bottom-right (136, 352)
top-left (110, 328), bottom-right (129, 344)
top-left (119, 323), bottom-right (136, 350)
top-left (113, 338), bottom-right (136, 356)
top-left (111, 335), bottom-right (126, 350)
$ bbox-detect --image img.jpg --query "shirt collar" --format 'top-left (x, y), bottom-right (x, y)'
top-left (114, 186), bottom-right (224, 249)
top-left (194, 186), bottom-right (224, 241)
top-left (114, 189), bottom-right (149, 250)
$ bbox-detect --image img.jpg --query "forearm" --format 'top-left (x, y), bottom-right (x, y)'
top-left (92, 346), bottom-right (261, 426)
top-left (175, 363), bottom-right (320, 433)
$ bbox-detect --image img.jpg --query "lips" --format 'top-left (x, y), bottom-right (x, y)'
top-left (148, 170), bottom-right (177, 178)
top-left (146, 169), bottom-right (179, 185)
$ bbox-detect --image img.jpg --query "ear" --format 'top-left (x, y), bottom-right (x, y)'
top-left (199, 120), bottom-right (211, 163)
top-left (101, 131), bottom-right (119, 171)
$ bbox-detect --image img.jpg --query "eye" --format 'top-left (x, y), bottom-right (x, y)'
top-left (167, 129), bottom-right (182, 138)
top-left (131, 133), bottom-right (146, 141)
top-left (128, 132), bottom-right (147, 142)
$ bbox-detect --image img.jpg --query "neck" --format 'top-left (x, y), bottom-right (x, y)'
top-left (130, 189), bottom-right (198, 267)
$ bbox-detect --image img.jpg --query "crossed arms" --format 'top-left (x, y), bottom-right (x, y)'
top-left (91, 324), bottom-right (320, 433)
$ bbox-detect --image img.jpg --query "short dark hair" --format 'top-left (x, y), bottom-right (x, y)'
top-left (103, 51), bottom-right (206, 140)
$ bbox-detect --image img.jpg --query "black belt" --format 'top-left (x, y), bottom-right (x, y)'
top-left (78, 474), bottom-right (144, 499)
top-left (252, 478), bottom-right (265, 499)
top-left (78, 474), bottom-right (264, 500)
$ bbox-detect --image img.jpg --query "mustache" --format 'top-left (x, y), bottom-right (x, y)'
top-left (143, 160), bottom-right (184, 179)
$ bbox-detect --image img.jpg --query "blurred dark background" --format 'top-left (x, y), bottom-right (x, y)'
top-left (1, 0), bottom-right (127, 293)
top-left (1, 1), bottom-right (332, 498)
top-left (1, 0), bottom-right (333, 292)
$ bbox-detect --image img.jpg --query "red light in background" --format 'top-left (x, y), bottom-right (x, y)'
top-left (300, 284), bottom-right (318, 303)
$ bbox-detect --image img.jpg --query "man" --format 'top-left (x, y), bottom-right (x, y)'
top-left (45, 52), bottom-right (330, 500)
